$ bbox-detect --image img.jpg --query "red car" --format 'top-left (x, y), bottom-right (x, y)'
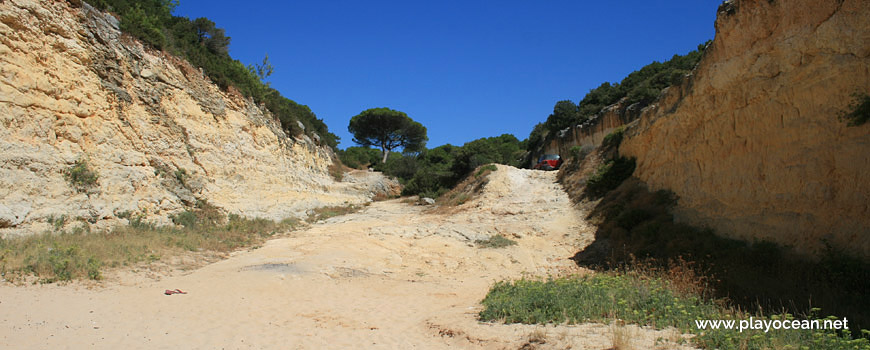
top-left (533, 154), bottom-right (562, 170)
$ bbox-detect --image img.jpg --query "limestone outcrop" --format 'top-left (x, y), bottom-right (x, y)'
top-left (0, 0), bottom-right (394, 236)
top-left (620, 0), bottom-right (870, 257)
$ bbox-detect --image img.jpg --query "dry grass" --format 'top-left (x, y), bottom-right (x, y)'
top-left (328, 159), bottom-right (349, 182)
top-left (609, 323), bottom-right (636, 350)
top-left (0, 210), bottom-right (299, 283)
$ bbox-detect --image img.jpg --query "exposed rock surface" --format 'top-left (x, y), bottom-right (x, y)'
top-left (620, 0), bottom-right (870, 257)
top-left (0, 0), bottom-right (392, 235)
top-left (537, 99), bottom-right (642, 166)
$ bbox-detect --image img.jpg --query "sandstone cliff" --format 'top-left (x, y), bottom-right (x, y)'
top-left (620, 0), bottom-right (870, 257)
top-left (0, 0), bottom-right (394, 235)
top-left (540, 99), bottom-right (642, 160)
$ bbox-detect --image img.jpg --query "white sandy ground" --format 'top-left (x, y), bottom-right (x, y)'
top-left (0, 165), bottom-right (695, 349)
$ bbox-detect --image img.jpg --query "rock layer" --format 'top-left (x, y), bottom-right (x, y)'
top-left (0, 0), bottom-right (389, 235)
top-left (621, 0), bottom-right (870, 257)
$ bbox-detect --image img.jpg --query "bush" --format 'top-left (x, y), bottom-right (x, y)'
top-left (601, 126), bottom-right (625, 149)
top-left (584, 157), bottom-right (636, 198)
top-left (63, 158), bottom-right (99, 192)
top-left (841, 93), bottom-right (870, 126)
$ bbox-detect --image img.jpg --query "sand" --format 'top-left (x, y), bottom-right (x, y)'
top-left (0, 165), bottom-right (694, 349)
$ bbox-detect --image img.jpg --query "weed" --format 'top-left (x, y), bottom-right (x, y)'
top-left (610, 323), bottom-right (636, 350)
top-left (63, 158), bottom-right (99, 192)
top-left (475, 235), bottom-right (517, 248)
top-left (174, 168), bottom-right (188, 185)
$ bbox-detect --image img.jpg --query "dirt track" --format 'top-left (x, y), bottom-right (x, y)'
top-left (0, 165), bottom-right (690, 349)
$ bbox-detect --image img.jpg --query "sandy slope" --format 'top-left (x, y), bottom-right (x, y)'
top-left (0, 165), bottom-right (691, 349)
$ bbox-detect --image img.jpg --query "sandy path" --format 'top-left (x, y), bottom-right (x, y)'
top-left (0, 165), bottom-right (690, 349)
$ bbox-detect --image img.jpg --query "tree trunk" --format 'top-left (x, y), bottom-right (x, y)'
top-left (381, 148), bottom-right (389, 163)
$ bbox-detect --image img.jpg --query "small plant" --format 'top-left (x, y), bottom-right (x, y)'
top-left (475, 235), bottom-right (517, 248)
top-left (174, 168), bottom-right (189, 186)
top-left (63, 158), bottom-right (99, 192)
top-left (840, 93), bottom-right (870, 126)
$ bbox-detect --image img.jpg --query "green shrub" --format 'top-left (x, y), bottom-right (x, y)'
top-left (601, 126), bottom-right (625, 149)
top-left (475, 235), bottom-right (517, 248)
top-left (584, 157), bottom-right (636, 198)
top-left (63, 158), bottom-right (99, 192)
top-left (170, 210), bottom-right (197, 228)
top-left (841, 93), bottom-right (870, 126)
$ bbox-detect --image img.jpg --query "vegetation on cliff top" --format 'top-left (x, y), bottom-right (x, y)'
top-left (87, 0), bottom-right (338, 147)
top-left (526, 42), bottom-right (709, 153)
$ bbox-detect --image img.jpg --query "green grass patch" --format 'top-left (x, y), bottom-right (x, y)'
top-left (475, 235), bottom-right (517, 249)
top-left (0, 210), bottom-right (299, 283)
top-left (480, 272), bottom-right (870, 349)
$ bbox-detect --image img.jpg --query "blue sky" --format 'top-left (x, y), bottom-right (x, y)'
top-left (173, 1), bottom-right (722, 149)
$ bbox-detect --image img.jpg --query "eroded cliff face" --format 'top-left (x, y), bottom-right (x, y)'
top-left (621, 0), bottom-right (870, 257)
top-left (541, 99), bottom-right (642, 162)
top-left (0, 0), bottom-right (388, 235)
